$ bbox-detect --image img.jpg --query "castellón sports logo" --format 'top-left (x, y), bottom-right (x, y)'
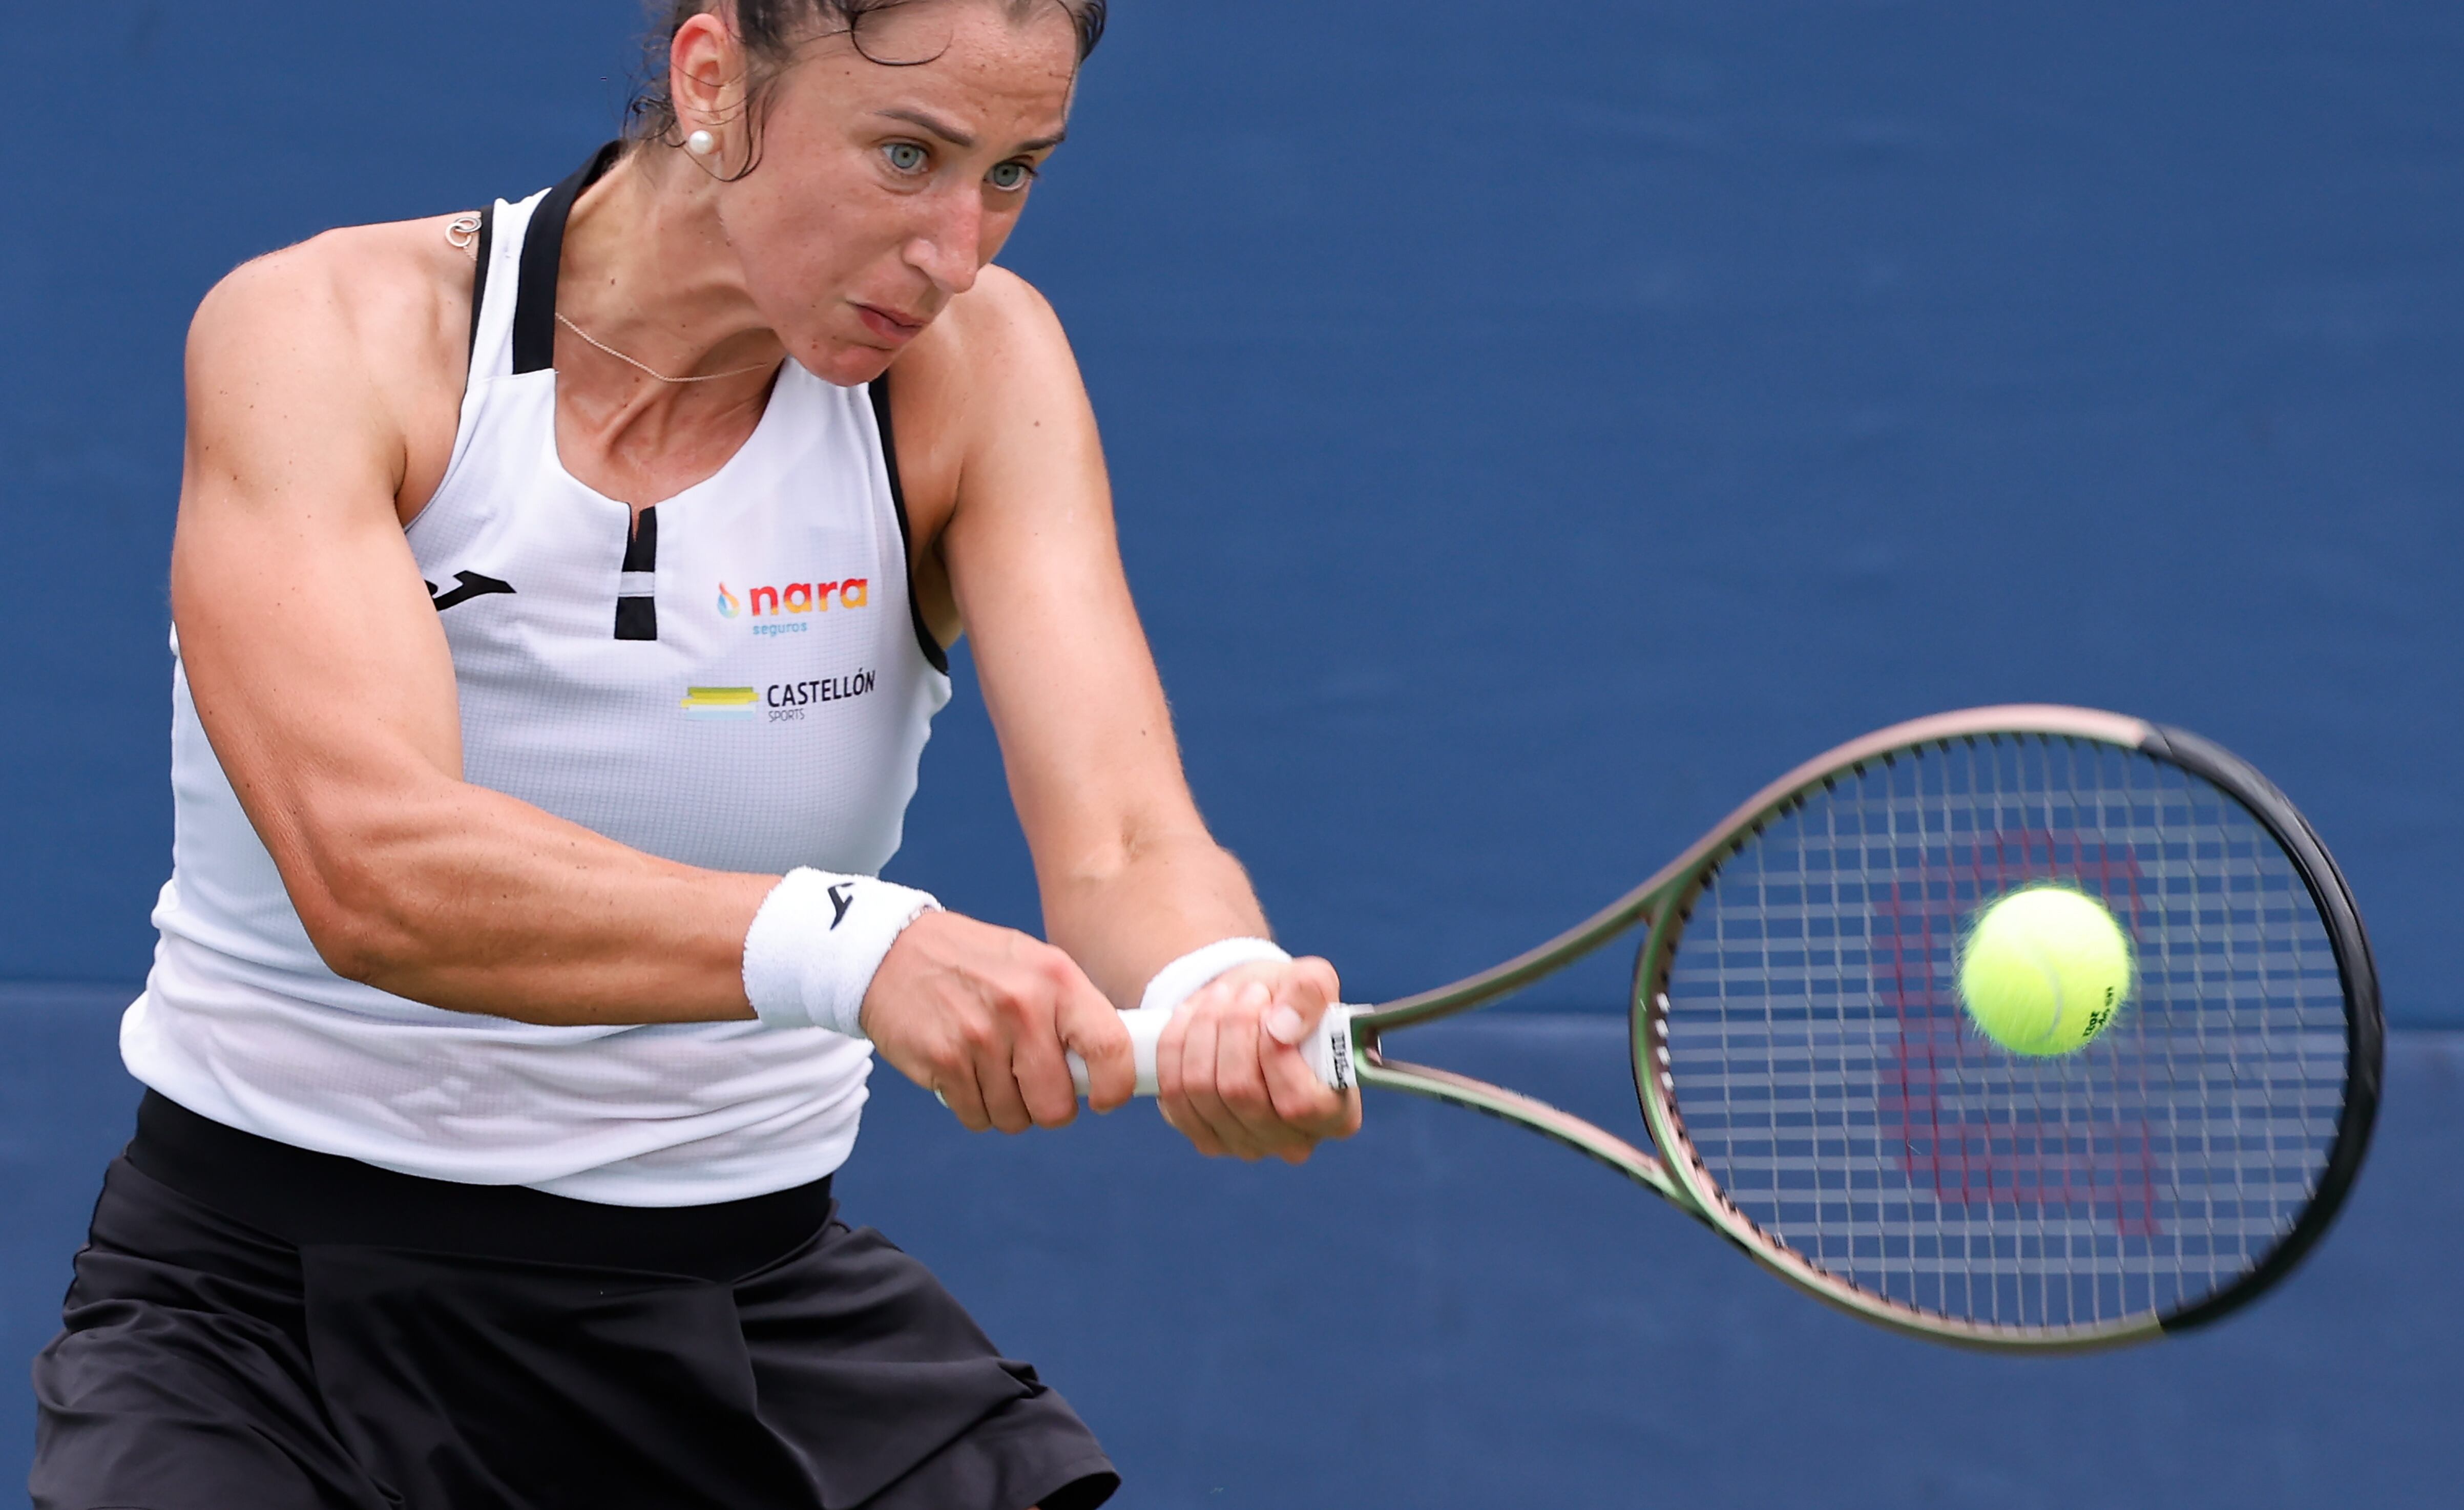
top-left (716, 578), bottom-right (870, 637)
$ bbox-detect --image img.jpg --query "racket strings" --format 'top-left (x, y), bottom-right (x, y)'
top-left (1658, 735), bottom-right (2347, 1329)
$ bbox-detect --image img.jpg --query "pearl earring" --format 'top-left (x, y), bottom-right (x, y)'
top-left (686, 129), bottom-right (717, 157)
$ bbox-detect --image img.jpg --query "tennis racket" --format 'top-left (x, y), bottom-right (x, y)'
top-left (1074, 705), bottom-right (2382, 1352)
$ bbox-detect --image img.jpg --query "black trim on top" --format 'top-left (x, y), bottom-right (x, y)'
top-left (615, 505), bottom-right (659, 641)
top-left (465, 202), bottom-right (495, 366)
top-left (2141, 723), bottom-right (2385, 1336)
top-left (512, 141), bottom-right (627, 375)
top-left (868, 374), bottom-right (951, 676)
top-left (621, 505), bottom-right (659, 573)
top-left (614, 596), bottom-right (659, 641)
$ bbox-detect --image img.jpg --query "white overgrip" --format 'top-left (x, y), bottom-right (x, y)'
top-left (1068, 1004), bottom-right (1360, 1097)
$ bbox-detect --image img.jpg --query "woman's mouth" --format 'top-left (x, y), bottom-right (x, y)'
top-left (854, 303), bottom-right (927, 344)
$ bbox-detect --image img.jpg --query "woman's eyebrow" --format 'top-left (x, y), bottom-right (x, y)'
top-left (873, 107), bottom-right (1067, 154)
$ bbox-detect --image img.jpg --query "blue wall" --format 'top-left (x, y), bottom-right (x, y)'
top-left (5, 2), bottom-right (2461, 1504)
top-left (5, 1), bottom-right (2460, 1019)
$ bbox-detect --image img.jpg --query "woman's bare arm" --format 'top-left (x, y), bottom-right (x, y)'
top-left (902, 267), bottom-right (1358, 1159)
top-left (172, 234), bottom-right (774, 1026)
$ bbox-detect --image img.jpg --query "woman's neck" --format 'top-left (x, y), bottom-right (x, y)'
top-left (548, 147), bottom-right (788, 513)
top-left (556, 149), bottom-right (787, 400)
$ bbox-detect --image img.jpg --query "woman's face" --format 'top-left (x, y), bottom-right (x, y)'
top-left (691, 2), bottom-right (1080, 385)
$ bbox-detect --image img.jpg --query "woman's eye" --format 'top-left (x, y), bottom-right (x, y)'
top-left (883, 142), bottom-right (929, 174)
top-left (987, 161), bottom-right (1035, 192)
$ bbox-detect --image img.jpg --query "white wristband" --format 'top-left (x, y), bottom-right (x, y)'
top-left (742, 868), bottom-right (941, 1038)
top-left (1137, 936), bottom-right (1293, 1018)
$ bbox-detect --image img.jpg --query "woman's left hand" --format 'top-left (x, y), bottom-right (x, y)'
top-left (1155, 957), bottom-right (1363, 1162)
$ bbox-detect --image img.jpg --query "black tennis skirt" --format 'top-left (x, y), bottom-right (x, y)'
top-left (31, 1093), bottom-right (1118, 1510)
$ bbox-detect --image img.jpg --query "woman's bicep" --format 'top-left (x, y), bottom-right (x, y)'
top-left (170, 254), bottom-right (466, 933)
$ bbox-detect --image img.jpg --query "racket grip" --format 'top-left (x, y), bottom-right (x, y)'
top-left (1067, 1004), bottom-right (1359, 1098)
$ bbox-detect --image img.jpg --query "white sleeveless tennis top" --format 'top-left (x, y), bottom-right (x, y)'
top-left (123, 147), bottom-right (953, 1205)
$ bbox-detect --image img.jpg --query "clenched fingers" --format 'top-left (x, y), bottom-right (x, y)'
top-left (1159, 959), bottom-right (1362, 1162)
top-left (1054, 969), bottom-right (1136, 1113)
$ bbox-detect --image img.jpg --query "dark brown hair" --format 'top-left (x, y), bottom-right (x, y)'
top-left (629, 0), bottom-right (1107, 173)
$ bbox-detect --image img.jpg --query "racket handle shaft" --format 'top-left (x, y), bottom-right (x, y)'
top-left (1068, 1005), bottom-right (1359, 1097)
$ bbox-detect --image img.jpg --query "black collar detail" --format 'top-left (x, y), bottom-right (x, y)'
top-left (512, 141), bottom-right (627, 376)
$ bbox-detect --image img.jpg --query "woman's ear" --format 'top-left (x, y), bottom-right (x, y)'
top-left (668, 9), bottom-right (745, 139)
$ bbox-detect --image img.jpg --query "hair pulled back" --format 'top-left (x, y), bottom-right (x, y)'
top-left (630, 0), bottom-right (1107, 175)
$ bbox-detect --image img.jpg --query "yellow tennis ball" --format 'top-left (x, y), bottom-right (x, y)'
top-left (1957, 886), bottom-right (2133, 1056)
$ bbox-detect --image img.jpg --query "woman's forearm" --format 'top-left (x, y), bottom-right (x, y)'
top-left (290, 772), bottom-right (773, 1025)
top-left (1036, 826), bottom-right (1273, 1010)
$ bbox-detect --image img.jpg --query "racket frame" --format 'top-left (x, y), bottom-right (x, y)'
top-left (1342, 705), bottom-right (2382, 1351)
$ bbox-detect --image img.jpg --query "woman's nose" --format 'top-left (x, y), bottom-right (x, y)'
top-left (903, 188), bottom-right (986, 296)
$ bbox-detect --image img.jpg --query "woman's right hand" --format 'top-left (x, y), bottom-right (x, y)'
top-left (861, 911), bottom-right (1136, 1131)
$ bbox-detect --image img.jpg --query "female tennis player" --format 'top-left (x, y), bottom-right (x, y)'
top-left (31, 4), bottom-right (1356, 1507)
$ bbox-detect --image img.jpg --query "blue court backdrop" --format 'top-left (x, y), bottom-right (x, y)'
top-left (3, 2), bottom-right (2459, 1505)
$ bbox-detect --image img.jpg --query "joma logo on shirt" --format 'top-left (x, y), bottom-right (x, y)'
top-left (716, 579), bottom-right (870, 618)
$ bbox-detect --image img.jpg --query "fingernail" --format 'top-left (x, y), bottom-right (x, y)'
top-left (1266, 1004), bottom-right (1304, 1044)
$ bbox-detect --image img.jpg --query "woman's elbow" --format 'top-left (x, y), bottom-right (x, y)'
top-left (287, 850), bottom-right (436, 988)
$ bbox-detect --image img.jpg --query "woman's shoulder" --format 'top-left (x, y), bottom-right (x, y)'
top-left (185, 215), bottom-right (485, 514)
top-left (191, 213), bottom-right (479, 394)
top-left (895, 263), bottom-right (1076, 420)
top-left (919, 263), bottom-right (1064, 366)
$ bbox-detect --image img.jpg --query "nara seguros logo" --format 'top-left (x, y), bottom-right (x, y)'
top-left (716, 577), bottom-right (871, 623)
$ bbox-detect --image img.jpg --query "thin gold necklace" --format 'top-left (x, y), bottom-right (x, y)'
top-left (555, 312), bottom-right (775, 385)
